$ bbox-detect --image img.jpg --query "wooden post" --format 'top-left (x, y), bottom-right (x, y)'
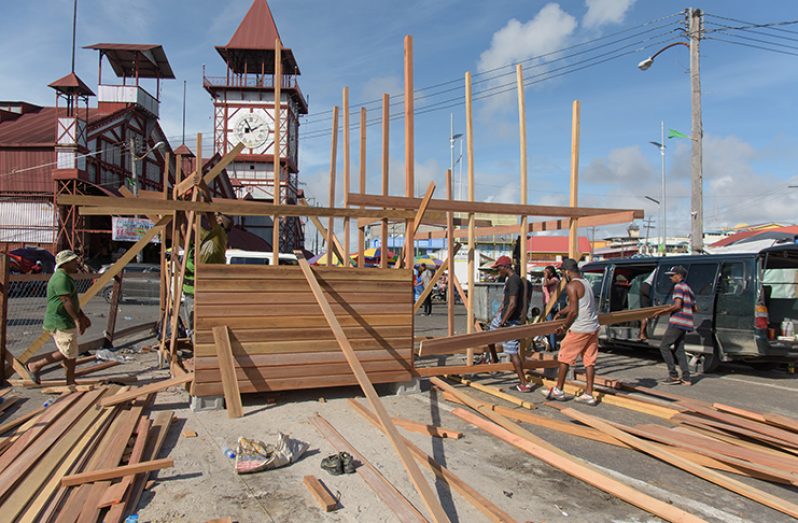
top-left (404, 36), bottom-right (414, 270)
top-left (273, 39), bottom-right (282, 265)
top-left (358, 107), bottom-right (367, 268)
top-left (102, 272), bottom-right (123, 348)
top-left (446, 169), bottom-right (455, 337)
top-left (193, 134), bottom-right (202, 340)
top-left (0, 253), bottom-right (7, 383)
top-left (161, 154), bottom-right (182, 361)
top-left (465, 71), bottom-right (475, 365)
top-left (342, 86), bottom-right (350, 267)
top-left (517, 64), bottom-right (529, 357)
top-left (159, 153), bottom-right (170, 315)
top-left (327, 106), bottom-right (340, 265)
top-left (380, 94), bottom-right (390, 269)
top-left (568, 100), bottom-right (580, 259)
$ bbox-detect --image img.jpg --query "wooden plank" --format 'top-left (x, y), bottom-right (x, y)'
top-left (74, 360), bottom-right (120, 378)
top-left (421, 306), bottom-right (669, 356)
top-left (17, 216), bottom-right (172, 364)
top-left (562, 407), bottom-right (798, 519)
top-left (194, 325), bottom-right (412, 344)
top-left (194, 337), bottom-right (411, 358)
top-left (62, 194), bottom-right (424, 220)
top-left (273, 41), bottom-right (283, 266)
top-left (298, 199), bottom-right (346, 262)
top-left (8, 375), bottom-right (138, 388)
top-left (196, 291), bottom-right (410, 306)
top-left (358, 107), bottom-right (367, 268)
top-left (1, 390), bottom-right (108, 520)
top-left (684, 405), bottom-right (798, 448)
top-left (195, 359), bottom-right (411, 383)
top-left (431, 379), bottom-right (704, 523)
top-left (97, 417), bottom-right (151, 509)
top-left (60, 458), bottom-right (173, 487)
top-left (568, 100), bottom-right (581, 258)
top-left (453, 376), bottom-right (538, 411)
top-left (197, 302), bottom-right (411, 318)
top-left (100, 374), bottom-right (193, 408)
top-left (380, 93), bottom-right (390, 269)
top-left (297, 253), bottom-right (448, 523)
top-left (672, 412), bottom-right (798, 451)
top-left (309, 414), bottom-right (427, 523)
top-left (198, 265), bottom-right (411, 281)
top-left (404, 35), bottom-right (415, 271)
top-left (212, 326), bottom-right (244, 418)
top-left (0, 407), bottom-right (44, 436)
top-left (304, 475), bottom-right (338, 512)
top-left (195, 370), bottom-right (412, 397)
top-left (348, 399), bottom-right (518, 523)
top-left (326, 105), bottom-right (340, 265)
top-left (197, 314), bottom-right (412, 330)
top-left (0, 390), bottom-right (102, 500)
top-left (0, 396), bottom-right (20, 416)
top-left (194, 348), bottom-right (412, 368)
top-left (199, 279), bottom-right (408, 293)
top-left (174, 142), bottom-right (245, 197)
top-left (347, 192), bottom-right (645, 220)
top-left (396, 182), bottom-right (436, 269)
top-left (390, 417), bottom-right (462, 439)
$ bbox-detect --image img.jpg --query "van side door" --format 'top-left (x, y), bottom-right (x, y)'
top-left (715, 259), bottom-right (755, 355)
top-left (684, 262), bottom-right (719, 353)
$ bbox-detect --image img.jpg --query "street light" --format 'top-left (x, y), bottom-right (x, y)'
top-left (649, 121), bottom-right (667, 256)
top-left (449, 113), bottom-right (464, 200)
top-left (638, 8), bottom-right (703, 254)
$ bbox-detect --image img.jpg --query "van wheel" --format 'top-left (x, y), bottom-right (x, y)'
top-left (694, 347), bottom-right (721, 374)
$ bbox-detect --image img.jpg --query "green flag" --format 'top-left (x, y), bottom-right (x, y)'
top-left (668, 128), bottom-right (689, 139)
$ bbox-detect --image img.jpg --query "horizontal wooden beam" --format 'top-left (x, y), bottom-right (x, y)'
top-left (416, 210), bottom-right (643, 241)
top-left (59, 194), bottom-right (427, 220)
top-left (100, 374), bottom-right (193, 408)
top-left (420, 306), bottom-right (669, 356)
top-left (348, 192), bottom-right (644, 219)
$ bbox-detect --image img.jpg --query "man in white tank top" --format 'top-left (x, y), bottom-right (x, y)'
top-left (541, 258), bottom-right (600, 405)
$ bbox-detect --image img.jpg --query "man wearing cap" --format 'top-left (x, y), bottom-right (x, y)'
top-left (27, 250), bottom-right (91, 384)
top-left (541, 258), bottom-right (600, 405)
top-left (486, 256), bottom-right (532, 391)
top-left (656, 265), bottom-right (695, 385)
top-left (181, 212), bottom-right (232, 337)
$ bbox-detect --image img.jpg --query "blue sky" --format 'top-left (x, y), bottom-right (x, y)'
top-left (2, 0), bottom-right (798, 239)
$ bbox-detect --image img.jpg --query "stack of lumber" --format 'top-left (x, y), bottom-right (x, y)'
top-left (436, 375), bottom-right (798, 519)
top-left (193, 264), bottom-right (414, 396)
top-left (0, 384), bottom-right (176, 522)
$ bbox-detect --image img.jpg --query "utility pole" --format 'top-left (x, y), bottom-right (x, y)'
top-left (643, 217), bottom-right (655, 255)
top-left (129, 137), bottom-right (138, 196)
top-left (659, 121), bottom-right (666, 255)
top-left (689, 7), bottom-right (703, 254)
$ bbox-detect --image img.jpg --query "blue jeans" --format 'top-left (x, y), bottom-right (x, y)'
top-left (546, 309), bottom-right (558, 351)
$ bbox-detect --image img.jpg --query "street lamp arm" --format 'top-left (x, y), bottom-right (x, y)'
top-left (638, 41), bottom-right (689, 70)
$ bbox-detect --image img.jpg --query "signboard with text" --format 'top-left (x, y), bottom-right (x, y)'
top-left (112, 217), bottom-right (160, 243)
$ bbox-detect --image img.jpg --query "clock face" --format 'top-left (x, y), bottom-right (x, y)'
top-left (234, 113), bottom-right (271, 148)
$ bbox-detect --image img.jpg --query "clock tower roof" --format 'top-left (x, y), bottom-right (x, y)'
top-left (216, 0), bottom-right (300, 75)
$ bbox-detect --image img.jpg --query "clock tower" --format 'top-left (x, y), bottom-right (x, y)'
top-left (203, 0), bottom-right (307, 251)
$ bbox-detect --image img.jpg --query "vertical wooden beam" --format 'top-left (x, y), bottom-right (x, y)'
top-left (193, 133), bottom-right (202, 338)
top-left (342, 87), bottom-right (350, 267)
top-left (0, 253), bottom-right (7, 383)
top-left (161, 154), bottom-right (182, 361)
top-left (404, 36), bottom-right (415, 270)
top-left (159, 153), bottom-right (170, 315)
top-left (358, 107), bottom-right (367, 268)
top-left (568, 100), bottom-right (581, 259)
top-left (273, 39), bottom-right (282, 265)
top-left (327, 106), bottom-right (340, 265)
top-left (446, 169), bottom-right (455, 337)
top-left (517, 64), bottom-right (529, 357)
top-left (212, 326), bottom-right (243, 418)
top-left (465, 71), bottom-right (475, 365)
top-left (381, 94), bottom-right (390, 269)
top-left (296, 253), bottom-right (450, 523)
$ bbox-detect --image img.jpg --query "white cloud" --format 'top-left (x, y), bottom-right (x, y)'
top-left (477, 4), bottom-right (577, 74)
top-left (582, 0), bottom-right (636, 29)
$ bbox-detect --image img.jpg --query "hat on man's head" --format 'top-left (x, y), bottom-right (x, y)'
top-left (560, 258), bottom-right (580, 272)
top-left (491, 255), bottom-right (513, 269)
top-left (665, 265), bottom-right (688, 277)
top-left (55, 250), bottom-right (79, 269)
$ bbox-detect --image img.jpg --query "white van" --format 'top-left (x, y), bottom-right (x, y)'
top-left (224, 249), bottom-right (298, 266)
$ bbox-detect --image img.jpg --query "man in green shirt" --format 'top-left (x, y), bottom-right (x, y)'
top-left (180, 213), bottom-right (232, 336)
top-left (27, 250), bottom-right (91, 384)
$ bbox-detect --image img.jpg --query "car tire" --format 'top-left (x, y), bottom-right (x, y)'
top-left (695, 346), bottom-right (721, 374)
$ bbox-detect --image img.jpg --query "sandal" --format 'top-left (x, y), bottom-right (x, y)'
top-left (515, 384), bottom-right (532, 393)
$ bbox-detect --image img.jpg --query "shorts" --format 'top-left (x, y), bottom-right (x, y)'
top-left (557, 329), bottom-right (599, 367)
top-left (50, 328), bottom-right (79, 359)
top-left (489, 315), bottom-right (521, 355)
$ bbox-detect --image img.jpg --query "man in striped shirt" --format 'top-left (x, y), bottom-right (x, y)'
top-left (657, 265), bottom-right (695, 385)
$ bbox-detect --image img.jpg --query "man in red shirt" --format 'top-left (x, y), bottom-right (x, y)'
top-left (656, 265), bottom-right (695, 385)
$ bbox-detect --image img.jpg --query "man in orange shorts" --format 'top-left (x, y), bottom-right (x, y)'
top-left (541, 258), bottom-right (600, 405)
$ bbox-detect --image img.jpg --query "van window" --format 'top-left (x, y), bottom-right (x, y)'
top-left (762, 268), bottom-right (798, 298)
top-left (686, 263), bottom-right (718, 296)
top-left (718, 262), bottom-right (746, 295)
top-left (229, 257), bottom-right (270, 265)
top-left (656, 269), bottom-right (674, 295)
top-left (582, 270), bottom-right (605, 300)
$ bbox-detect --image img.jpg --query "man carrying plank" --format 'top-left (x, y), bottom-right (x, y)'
top-left (541, 258), bottom-right (600, 405)
top-left (484, 256), bottom-right (532, 392)
top-left (654, 265), bottom-right (695, 386)
top-left (27, 250), bottom-right (91, 384)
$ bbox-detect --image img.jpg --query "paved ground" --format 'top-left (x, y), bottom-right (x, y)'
top-left (5, 301), bottom-right (798, 522)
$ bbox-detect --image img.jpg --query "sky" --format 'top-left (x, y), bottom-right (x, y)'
top-left (2, 0), bottom-right (798, 241)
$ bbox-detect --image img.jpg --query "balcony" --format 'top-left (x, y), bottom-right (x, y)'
top-left (203, 74), bottom-right (307, 113)
top-left (97, 85), bottom-right (159, 117)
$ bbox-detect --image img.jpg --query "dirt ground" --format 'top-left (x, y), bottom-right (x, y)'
top-left (7, 302), bottom-right (798, 523)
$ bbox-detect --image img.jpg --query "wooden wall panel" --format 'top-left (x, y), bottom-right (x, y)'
top-left (194, 265), bottom-right (413, 396)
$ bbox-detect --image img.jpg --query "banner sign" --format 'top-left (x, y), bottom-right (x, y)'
top-left (112, 217), bottom-right (160, 243)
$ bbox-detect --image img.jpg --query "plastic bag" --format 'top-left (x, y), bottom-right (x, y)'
top-left (234, 433), bottom-right (309, 475)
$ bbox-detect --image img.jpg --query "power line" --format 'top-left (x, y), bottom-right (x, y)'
top-left (300, 12), bottom-right (683, 124)
top-left (705, 36), bottom-right (798, 58)
top-left (704, 13), bottom-right (798, 36)
top-left (704, 20), bottom-right (798, 43)
top-left (705, 27), bottom-right (798, 51)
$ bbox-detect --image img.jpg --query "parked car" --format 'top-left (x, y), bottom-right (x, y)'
top-left (581, 244), bottom-right (798, 372)
top-left (100, 263), bottom-right (161, 303)
top-left (225, 249), bottom-right (298, 266)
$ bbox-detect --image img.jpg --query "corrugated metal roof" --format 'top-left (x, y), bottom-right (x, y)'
top-left (0, 106), bottom-right (104, 146)
top-left (83, 43), bottom-right (175, 79)
top-left (48, 72), bottom-right (95, 97)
